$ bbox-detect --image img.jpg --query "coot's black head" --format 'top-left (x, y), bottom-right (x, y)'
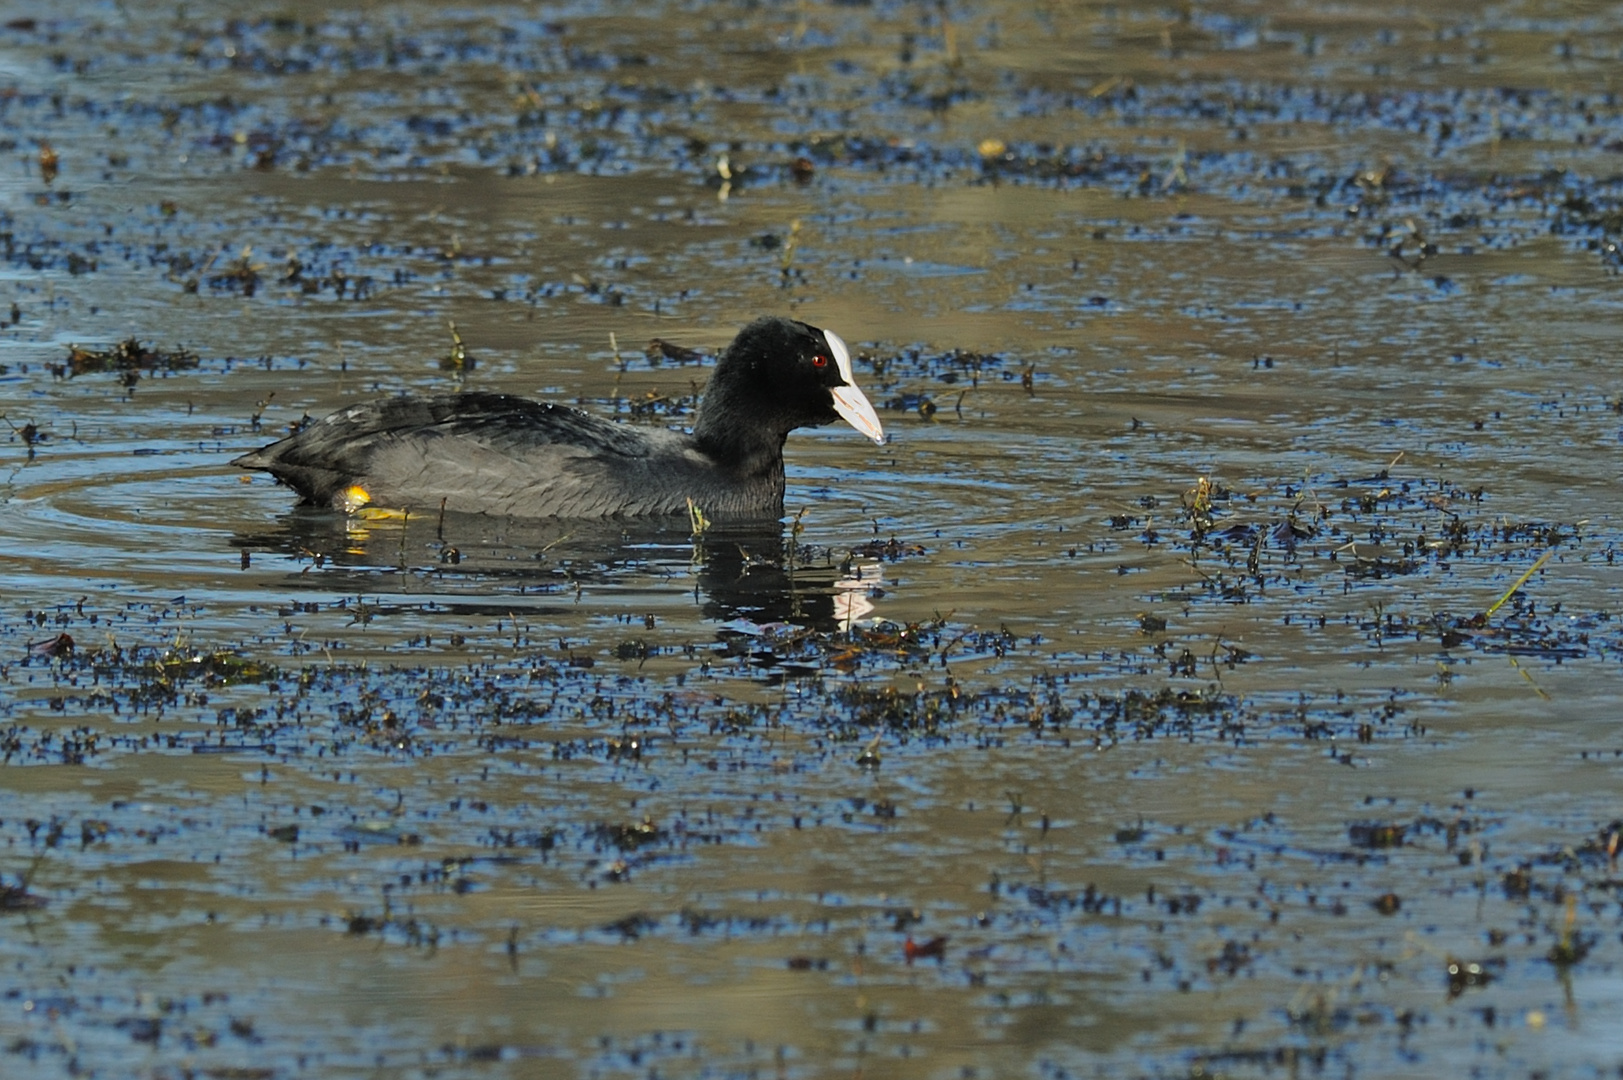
top-left (693, 316), bottom-right (884, 464)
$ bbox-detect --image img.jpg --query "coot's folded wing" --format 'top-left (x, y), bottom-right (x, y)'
top-left (233, 393), bottom-right (667, 515)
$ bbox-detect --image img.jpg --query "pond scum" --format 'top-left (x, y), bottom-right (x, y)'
top-left (2, 454), bottom-right (1618, 1073)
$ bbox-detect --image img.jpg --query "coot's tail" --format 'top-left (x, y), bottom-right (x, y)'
top-left (233, 444), bottom-right (341, 505)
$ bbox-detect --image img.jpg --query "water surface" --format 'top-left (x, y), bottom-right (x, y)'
top-left (2, 2), bottom-right (1622, 1077)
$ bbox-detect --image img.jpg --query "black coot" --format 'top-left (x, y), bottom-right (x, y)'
top-left (232, 315), bottom-right (885, 519)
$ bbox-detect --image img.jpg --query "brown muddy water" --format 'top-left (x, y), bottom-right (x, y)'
top-left (2, 1), bottom-right (1622, 1077)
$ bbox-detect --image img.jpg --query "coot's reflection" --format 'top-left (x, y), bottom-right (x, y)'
top-left (230, 509), bottom-right (872, 630)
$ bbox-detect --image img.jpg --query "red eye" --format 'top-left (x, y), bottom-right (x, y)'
top-left (812, 354), bottom-right (828, 368)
